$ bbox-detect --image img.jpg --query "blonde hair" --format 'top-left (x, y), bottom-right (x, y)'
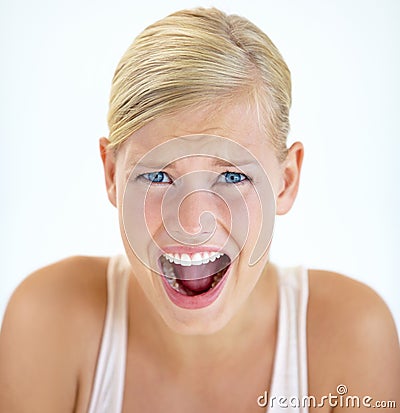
top-left (108, 7), bottom-right (291, 161)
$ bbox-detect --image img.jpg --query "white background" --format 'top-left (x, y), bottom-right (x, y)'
top-left (1, 0), bottom-right (399, 334)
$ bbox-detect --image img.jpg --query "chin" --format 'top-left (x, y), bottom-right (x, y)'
top-left (153, 247), bottom-right (236, 334)
top-left (154, 257), bottom-right (250, 336)
top-left (151, 247), bottom-right (263, 335)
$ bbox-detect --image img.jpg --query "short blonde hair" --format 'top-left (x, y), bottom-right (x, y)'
top-left (108, 7), bottom-right (291, 161)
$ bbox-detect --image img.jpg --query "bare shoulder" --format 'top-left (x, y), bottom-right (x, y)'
top-left (0, 255), bottom-right (109, 413)
top-left (307, 269), bottom-right (398, 339)
top-left (307, 269), bottom-right (400, 410)
top-left (1, 255), bottom-right (109, 334)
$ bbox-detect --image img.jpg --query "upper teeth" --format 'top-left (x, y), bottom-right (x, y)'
top-left (163, 251), bottom-right (224, 266)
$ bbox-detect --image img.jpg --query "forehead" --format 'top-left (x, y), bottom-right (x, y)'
top-left (117, 99), bottom-right (276, 168)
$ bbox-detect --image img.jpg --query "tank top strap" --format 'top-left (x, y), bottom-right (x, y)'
top-left (267, 265), bottom-right (309, 412)
top-left (87, 255), bottom-right (130, 413)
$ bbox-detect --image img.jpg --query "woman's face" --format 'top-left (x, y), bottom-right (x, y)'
top-left (102, 98), bottom-right (302, 335)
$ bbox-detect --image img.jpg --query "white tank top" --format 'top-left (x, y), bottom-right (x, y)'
top-left (87, 255), bottom-right (309, 413)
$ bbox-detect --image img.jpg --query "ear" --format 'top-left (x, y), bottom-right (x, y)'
top-left (99, 137), bottom-right (117, 207)
top-left (276, 141), bottom-right (304, 215)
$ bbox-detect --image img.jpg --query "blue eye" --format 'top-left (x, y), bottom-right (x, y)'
top-left (142, 171), bottom-right (171, 183)
top-left (222, 171), bottom-right (248, 184)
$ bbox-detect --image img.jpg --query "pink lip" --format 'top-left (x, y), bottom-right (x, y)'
top-left (160, 264), bottom-right (231, 309)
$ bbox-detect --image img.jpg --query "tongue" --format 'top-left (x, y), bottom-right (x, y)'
top-left (173, 261), bottom-right (219, 293)
top-left (181, 276), bottom-right (214, 293)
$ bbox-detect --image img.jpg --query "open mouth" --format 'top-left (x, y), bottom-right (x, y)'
top-left (159, 251), bottom-right (231, 297)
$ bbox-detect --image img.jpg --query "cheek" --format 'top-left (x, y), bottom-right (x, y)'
top-left (237, 183), bottom-right (275, 265)
top-left (119, 178), bottom-right (167, 273)
top-left (143, 191), bottom-right (164, 233)
top-left (241, 195), bottom-right (263, 250)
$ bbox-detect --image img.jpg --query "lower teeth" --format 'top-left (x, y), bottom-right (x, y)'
top-left (211, 273), bottom-right (223, 288)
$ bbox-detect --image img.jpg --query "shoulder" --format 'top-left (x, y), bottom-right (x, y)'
top-left (0, 255), bottom-right (110, 412)
top-left (2, 255), bottom-right (109, 333)
top-left (307, 269), bottom-right (400, 408)
top-left (307, 269), bottom-right (396, 333)
top-left (307, 269), bottom-right (398, 346)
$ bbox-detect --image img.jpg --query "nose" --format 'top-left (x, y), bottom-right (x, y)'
top-left (161, 185), bottom-right (218, 245)
top-left (160, 170), bottom-right (229, 244)
top-left (178, 190), bottom-right (215, 236)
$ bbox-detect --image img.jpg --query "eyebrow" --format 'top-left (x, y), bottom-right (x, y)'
top-left (133, 156), bottom-right (257, 169)
top-left (212, 158), bottom-right (256, 168)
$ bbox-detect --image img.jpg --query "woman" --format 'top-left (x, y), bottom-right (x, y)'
top-left (0, 7), bottom-right (399, 413)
